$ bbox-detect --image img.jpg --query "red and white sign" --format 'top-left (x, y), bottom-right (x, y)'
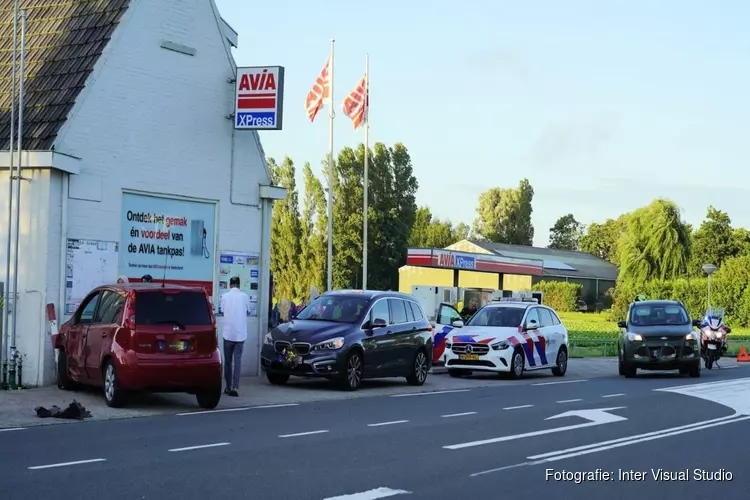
top-left (235, 66), bottom-right (285, 130)
top-left (407, 248), bottom-right (543, 276)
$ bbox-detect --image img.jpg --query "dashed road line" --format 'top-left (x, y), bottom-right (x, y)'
top-left (556, 399), bottom-right (583, 403)
top-left (176, 403), bottom-right (299, 416)
top-left (391, 389), bottom-right (471, 398)
top-left (601, 393), bottom-right (625, 398)
top-left (0, 427), bottom-right (24, 432)
top-left (442, 412), bottom-right (477, 418)
top-left (503, 404), bottom-right (533, 410)
top-left (323, 487), bottom-right (411, 499)
top-left (532, 379), bottom-right (588, 386)
top-left (169, 442), bottom-right (230, 452)
top-left (28, 458), bottom-right (106, 470)
top-left (278, 430), bottom-right (329, 438)
top-left (368, 420), bottom-right (409, 427)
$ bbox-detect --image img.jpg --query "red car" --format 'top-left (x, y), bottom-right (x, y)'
top-left (53, 283), bottom-right (223, 409)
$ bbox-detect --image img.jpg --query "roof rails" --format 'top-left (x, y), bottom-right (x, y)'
top-left (492, 297), bottom-right (539, 304)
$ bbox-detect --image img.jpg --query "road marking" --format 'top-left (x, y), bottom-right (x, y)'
top-left (528, 414), bottom-right (740, 460)
top-left (28, 458), bottom-right (106, 470)
top-left (503, 404), bottom-right (533, 410)
top-left (0, 427), bottom-right (24, 432)
top-left (391, 389), bottom-right (470, 397)
top-left (556, 399), bottom-right (582, 403)
top-left (176, 403), bottom-right (299, 416)
top-left (655, 376), bottom-right (750, 414)
top-left (168, 442), bottom-right (230, 452)
top-left (531, 379), bottom-right (588, 386)
top-left (368, 420), bottom-right (409, 427)
top-left (442, 412), bottom-right (477, 418)
top-left (323, 487), bottom-right (411, 499)
top-left (601, 393), bottom-right (625, 398)
top-left (278, 430), bottom-right (329, 438)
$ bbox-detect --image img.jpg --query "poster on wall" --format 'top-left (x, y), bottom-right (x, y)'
top-left (119, 192), bottom-right (216, 295)
top-left (217, 251), bottom-right (259, 317)
top-left (65, 239), bottom-right (119, 315)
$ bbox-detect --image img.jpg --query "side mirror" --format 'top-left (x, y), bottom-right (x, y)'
top-left (692, 319), bottom-right (701, 327)
top-left (372, 318), bottom-right (387, 329)
top-left (524, 320), bottom-right (538, 331)
top-left (617, 320), bottom-right (626, 328)
top-left (726, 327), bottom-right (732, 334)
top-left (451, 319), bottom-right (464, 328)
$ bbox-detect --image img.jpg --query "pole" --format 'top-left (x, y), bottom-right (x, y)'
top-left (326, 39), bottom-right (335, 291)
top-left (362, 54), bottom-right (369, 290)
top-left (2, 0), bottom-right (19, 383)
top-left (10, 9), bottom-right (26, 380)
top-left (707, 275), bottom-right (711, 310)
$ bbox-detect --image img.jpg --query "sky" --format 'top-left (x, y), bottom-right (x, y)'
top-left (215, 0), bottom-right (749, 247)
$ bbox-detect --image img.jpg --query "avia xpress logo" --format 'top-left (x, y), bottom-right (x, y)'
top-left (455, 255), bottom-right (475, 269)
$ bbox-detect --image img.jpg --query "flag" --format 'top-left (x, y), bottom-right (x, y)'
top-left (305, 55), bottom-right (331, 122)
top-left (342, 73), bottom-right (368, 129)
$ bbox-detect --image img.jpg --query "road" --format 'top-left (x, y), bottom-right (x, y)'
top-left (2, 367), bottom-right (749, 500)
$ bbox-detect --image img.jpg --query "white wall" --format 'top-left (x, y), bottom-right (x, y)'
top-left (6, 0), bottom-right (271, 386)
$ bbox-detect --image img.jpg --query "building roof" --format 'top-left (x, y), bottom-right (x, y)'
top-left (468, 240), bottom-right (619, 281)
top-left (0, 0), bottom-right (130, 151)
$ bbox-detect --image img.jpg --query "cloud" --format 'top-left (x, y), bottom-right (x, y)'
top-left (533, 113), bottom-right (618, 165)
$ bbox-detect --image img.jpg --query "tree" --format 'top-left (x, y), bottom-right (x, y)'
top-left (269, 157), bottom-right (302, 301)
top-left (579, 216), bottom-right (627, 263)
top-left (453, 222), bottom-right (470, 241)
top-left (299, 162), bottom-right (327, 295)
top-left (617, 199), bottom-right (691, 284)
top-left (409, 206), bottom-right (462, 248)
top-left (689, 207), bottom-right (740, 275)
top-left (332, 148), bottom-right (364, 289)
top-left (548, 214), bottom-right (583, 251)
top-left (472, 179), bottom-right (534, 245)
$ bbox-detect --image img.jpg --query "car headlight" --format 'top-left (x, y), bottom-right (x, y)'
top-left (627, 333), bottom-right (643, 342)
top-left (685, 332), bottom-right (698, 341)
top-left (313, 337), bottom-right (344, 351)
top-left (263, 333), bottom-right (273, 345)
top-left (491, 340), bottom-right (511, 351)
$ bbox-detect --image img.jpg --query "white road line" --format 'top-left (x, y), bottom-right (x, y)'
top-left (368, 420), bottom-right (409, 427)
top-left (601, 393), bottom-right (625, 398)
top-left (502, 404), bottom-right (533, 410)
top-left (556, 399), bottom-right (582, 403)
top-left (168, 442), bottom-right (230, 452)
top-left (391, 389), bottom-right (470, 398)
top-left (442, 412), bottom-right (477, 418)
top-left (323, 487), bottom-right (411, 500)
top-left (278, 430), bottom-right (329, 438)
top-left (176, 403), bottom-right (299, 416)
top-left (28, 458), bottom-right (106, 470)
top-left (532, 379), bottom-right (588, 386)
top-left (0, 427), bottom-right (24, 432)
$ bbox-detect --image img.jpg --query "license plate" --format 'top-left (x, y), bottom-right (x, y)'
top-left (708, 344), bottom-right (717, 350)
top-left (170, 341), bottom-right (188, 352)
top-left (459, 354), bottom-right (479, 360)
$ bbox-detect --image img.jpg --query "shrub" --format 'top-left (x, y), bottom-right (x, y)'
top-left (533, 281), bottom-right (582, 312)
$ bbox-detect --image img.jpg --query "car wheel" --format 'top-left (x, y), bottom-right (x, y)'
top-left (623, 362), bottom-right (637, 378)
top-left (679, 367), bottom-right (689, 376)
top-left (196, 388), bottom-right (222, 409)
top-left (266, 372), bottom-right (290, 385)
top-left (508, 347), bottom-right (525, 379)
top-left (551, 347), bottom-right (567, 376)
top-left (618, 349), bottom-right (625, 376)
top-left (339, 350), bottom-right (363, 391)
top-left (689, 363), bottom-right (701, 378)
top-left (406, 349), bottom-right (428, 386)
top-left (56, 350), bottom-right (75, 390)
top-left (103, 360), bottom-right (126, 408)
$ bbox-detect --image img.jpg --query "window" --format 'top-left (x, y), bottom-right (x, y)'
top-left (524, 307), bottom-right (540, 327)
top-left (408, 301), bottom-right (424, 321)
top-left (438, 304), bottom-right (462, 325)
top-left (94, 291), bottom-right (117, 323)
top-left (99, 293), bottom-right (126, 325)
top-left (389, 299), bottom-right (407, 324)
top-left (537, 308), bottom-right (554, 328)
top-left (629, 304), bottom-right (689, 327)
top-left (549, 310), bottom-right (561, 325)
top-left (404, 300), bottom-right (415, 322)
top-left (135, 291), bottom-right (212, 325)
top-left (78, 293), bottom-right (101, 324)
top-left (369, 299), bottom-right (390, 326)
top-left (467, 306), bottom-right (525, 327)
top-left (295, 295), bottom-right (369, 323)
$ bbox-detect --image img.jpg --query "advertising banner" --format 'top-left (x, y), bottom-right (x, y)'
top-left (119, 192), bottom-right (216, 294)
top-left (217, 251), bottom-right (260, 317)
top-left (234, 66), bottom-right (285, 130)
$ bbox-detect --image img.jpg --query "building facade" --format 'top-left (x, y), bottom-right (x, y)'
top-left (0, 0), bottom-right (284, 387)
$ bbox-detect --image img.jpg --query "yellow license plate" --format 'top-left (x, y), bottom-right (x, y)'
top-left (170, 342), bottom-right (187, 352)
top-left (459, 354), bottom-right (479, 360)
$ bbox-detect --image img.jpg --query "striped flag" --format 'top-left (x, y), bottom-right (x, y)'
top-left (342, 73), bottom-right (368, 129)
top-left (305, 55), bottom-right (331, 122)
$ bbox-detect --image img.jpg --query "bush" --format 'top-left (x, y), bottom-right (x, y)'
top-left (533, 281), bottom-right (582, 312)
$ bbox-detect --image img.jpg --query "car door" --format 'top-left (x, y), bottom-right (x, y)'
top-left (535, 307), bottom-right (557, 366)
top-left (385, 298), bottom-right (410, 373)
top-left (520, 307), bottom-right (544, 368)
top-left (361, 298), bottom-right (392, 377)
top-left (433, 303), bottom-right (463, 364)
top-left (84, 290), bottom-right (124, 382)
top-left (67, 290), bottom-right (102, 381)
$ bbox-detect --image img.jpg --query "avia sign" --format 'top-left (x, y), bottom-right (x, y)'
top-left (234, 66), bottom-right (285, 130)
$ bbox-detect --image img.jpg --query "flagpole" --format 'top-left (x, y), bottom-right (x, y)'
top-left (362, 53), bottom-right (369, 290)
top-left (326, 39), bottom-right (335, 291)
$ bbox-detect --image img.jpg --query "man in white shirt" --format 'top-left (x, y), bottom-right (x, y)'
top-left (220, 276), bottom-right (251, 397)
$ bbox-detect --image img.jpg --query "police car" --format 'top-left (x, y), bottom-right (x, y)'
top-left (443, 297), bottom-right (569, 379)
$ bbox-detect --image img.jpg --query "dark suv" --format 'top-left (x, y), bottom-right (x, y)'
top-left (260, 290), bottom-right (433, 390)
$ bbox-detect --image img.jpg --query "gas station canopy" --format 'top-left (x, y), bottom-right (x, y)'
top-left (406, 248), bottom-right (544, 276)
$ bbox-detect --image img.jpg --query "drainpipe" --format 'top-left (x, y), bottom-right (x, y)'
top-left (58, 173), bottom-right (69, 325)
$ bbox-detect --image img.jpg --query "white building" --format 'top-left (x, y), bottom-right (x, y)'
top-left (0, 0), bottom-right (285, 387)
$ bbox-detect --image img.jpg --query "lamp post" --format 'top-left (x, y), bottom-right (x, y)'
top-left (702, 263), bottom-right (717, 310)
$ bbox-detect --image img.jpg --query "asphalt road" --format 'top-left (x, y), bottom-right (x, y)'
top-left (2, 367), bottom-right (749, 500)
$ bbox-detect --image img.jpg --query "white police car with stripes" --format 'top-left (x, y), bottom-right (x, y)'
top-left (443, 298), bottom-right (569, 378)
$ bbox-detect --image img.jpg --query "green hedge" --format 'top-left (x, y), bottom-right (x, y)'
top-left (534, 281), bottom-right (582, 312)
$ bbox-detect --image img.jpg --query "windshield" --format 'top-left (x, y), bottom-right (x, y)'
top-left (294, 295), bottom-right (369, 323)
top-left (629, 304), bottom-right (689, 327)
top-left (466, 306), bottom-right (525, 327)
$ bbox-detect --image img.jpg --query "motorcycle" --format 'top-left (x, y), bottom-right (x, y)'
top-left (699, 307), bottom-right (731, 370)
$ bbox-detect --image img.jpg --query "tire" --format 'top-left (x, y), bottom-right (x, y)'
top-left (508, 347), bottom-right (525, 379)
top-left (448, 369), bottom-right (467, 378)
top-left (689, 363), bottom-right (701, 378)
top-left (406, 349), bottom-right (429, 386)
top-left (56, 350), bottom-right (75, 390)
top-left (623, 362), bottom-right (637, 378)
top-left (706, 356), bottom-right (713, 370)
top-left (196, 388), bottom-right (222, 409)
top-left (338, 349), bottom-right (363, 391)
top-left (103, 360), bottom-right (126, 408)
top-left (618, 349), bottom-right (625, 376)
top-left (551, 346), bottom-right (568, 376)
top-left (679, 367), bottom-right (689, 376)
top-left (266, 372), bottom-right (290, 385)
